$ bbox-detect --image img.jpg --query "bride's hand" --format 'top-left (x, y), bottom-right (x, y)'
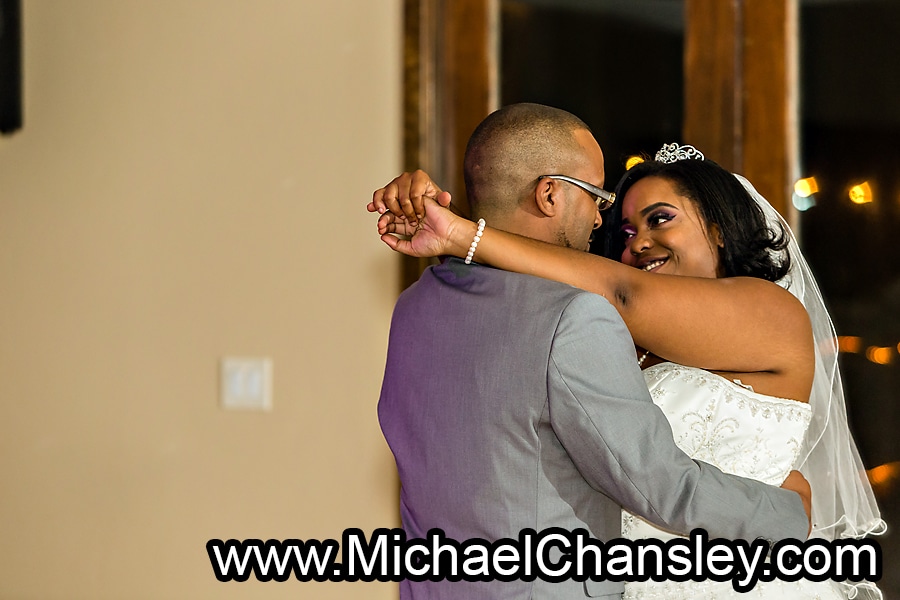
top-left (780, 470), bottom-right (812, 537)
top-left (377, 194), bottom-right (473, 259)
top-left (368, 170), bottom-right (446, 226)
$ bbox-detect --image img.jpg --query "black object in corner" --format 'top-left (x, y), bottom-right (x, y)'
top-left (0, 0), bottom-right (21, 135)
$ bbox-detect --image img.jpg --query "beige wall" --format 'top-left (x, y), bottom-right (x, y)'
top-left (0, 1), bottom-right (401, 598)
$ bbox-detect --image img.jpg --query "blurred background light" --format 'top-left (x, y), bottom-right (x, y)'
top-left (868, 462), bottom-right (900, 497)
top-left (794, 176), bottom-right (819, 197)
top-left (625, 155), bottom-right (645, 170)
top-left (865, 346), bottom-right (893, 365)
top-left (793, 193), bottom-right (817, 211)
top-left (837, 336), bottom-right (863, 353)
top-left (849, 181), bottom-right (874, 204)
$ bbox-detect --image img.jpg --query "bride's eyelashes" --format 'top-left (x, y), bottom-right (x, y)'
top-left (620, 211), bottom-right (676, 241)
top-left (646, 210), bottom-right (676, 228)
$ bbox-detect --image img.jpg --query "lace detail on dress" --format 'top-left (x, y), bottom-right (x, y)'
top-left (641, 363), bottom-right (810, 485)
top-left (644, 363), bottom-right (810, 424)
top-left (622, 363), bottom-right (822, 598)
top-left (621, 511), bottom-right (640, 537)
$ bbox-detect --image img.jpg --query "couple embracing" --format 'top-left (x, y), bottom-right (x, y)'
top-left (369, 103), bottom-right (884, 599)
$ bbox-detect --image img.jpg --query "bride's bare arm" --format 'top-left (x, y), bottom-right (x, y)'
top-left (379, 202), bottom-right (814, 399)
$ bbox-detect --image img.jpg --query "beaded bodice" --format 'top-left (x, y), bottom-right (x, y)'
top-left (622, 362), bottom-right (811, 542)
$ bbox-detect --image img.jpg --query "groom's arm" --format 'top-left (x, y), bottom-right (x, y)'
top-left (547, 292), bottom-right (810, 542)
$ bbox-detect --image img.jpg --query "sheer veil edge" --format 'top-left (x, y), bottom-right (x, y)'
top-left (735, 174), bottom-right (885, 600)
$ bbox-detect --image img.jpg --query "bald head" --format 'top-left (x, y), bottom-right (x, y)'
top-left (463, 103), bottom-right (598, 222)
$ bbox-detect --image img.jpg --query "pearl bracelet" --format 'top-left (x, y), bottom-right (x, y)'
top-left (464, 218), bottom-right (486, 264)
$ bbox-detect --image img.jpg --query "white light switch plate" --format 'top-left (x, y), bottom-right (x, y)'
top-left (220, 357), bottom-right (272, 411)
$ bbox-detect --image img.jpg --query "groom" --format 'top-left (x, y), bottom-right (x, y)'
top-left (375, 103), bottom-right (810, 599)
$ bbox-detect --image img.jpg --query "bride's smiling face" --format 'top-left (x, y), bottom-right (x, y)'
top-left (619, 176), bottom-right (723, 279)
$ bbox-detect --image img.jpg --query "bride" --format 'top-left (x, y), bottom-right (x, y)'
top-left (370, 144), bottom-right (885, 598)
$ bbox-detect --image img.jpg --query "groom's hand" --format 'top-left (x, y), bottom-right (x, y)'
top-left (780, 470), bottom-right (812, 536)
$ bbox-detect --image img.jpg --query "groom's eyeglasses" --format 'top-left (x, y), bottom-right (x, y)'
top-left (537, 175), bottom-right (616, 211)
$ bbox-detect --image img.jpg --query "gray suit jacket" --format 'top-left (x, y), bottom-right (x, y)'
top-left (379, 258), bottom-right (807, 599)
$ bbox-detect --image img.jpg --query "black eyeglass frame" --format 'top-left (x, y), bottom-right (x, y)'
top-left (537, 174), bottom-right (616, 211)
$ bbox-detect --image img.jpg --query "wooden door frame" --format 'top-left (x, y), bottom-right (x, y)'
top-left (684, 0), bottom-right (798, 220)
top-left (401, 0), bottom-right (496, 289)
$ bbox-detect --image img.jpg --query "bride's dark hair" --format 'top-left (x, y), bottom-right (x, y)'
top-left (601, 157), bottom-right (791, 282)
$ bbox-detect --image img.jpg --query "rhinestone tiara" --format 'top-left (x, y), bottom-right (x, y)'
top-left (655, 143), bottom-right (705, 164)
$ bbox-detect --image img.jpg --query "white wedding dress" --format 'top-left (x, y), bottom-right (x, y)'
top-left (621, 361), bottom-right (845, 599)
